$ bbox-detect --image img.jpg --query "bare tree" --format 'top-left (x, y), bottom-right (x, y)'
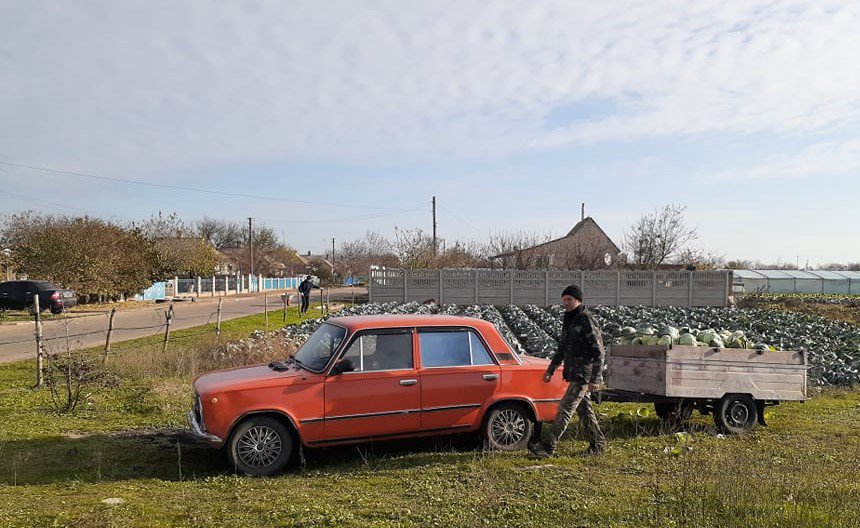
top-left (338, 231), bottom-right (399, 279)
top-left (623, 204), bottom-right (697, 269)
top-left (481, 229), bottom-right (551, 269)
top-left (197, 217), bottom-right (244, 249)
top-left (674, 247), bottom-right (726, 270)
top-left (393, 227), bottom-right (434, 269)
top-left (138, 211), bottom-right (193, 239)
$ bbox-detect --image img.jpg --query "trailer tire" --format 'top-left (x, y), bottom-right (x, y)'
top-left (714, 394), bottom-right (757, 434)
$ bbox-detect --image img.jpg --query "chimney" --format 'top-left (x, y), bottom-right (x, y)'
top-left (581, 203), bottom-right (585, 221)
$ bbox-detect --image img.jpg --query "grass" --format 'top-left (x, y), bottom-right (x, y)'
top-left (0, 306), bottom-right (858, 527)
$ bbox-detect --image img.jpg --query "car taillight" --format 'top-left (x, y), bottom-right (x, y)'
top-left (50, 291), bottom-right (60, 300)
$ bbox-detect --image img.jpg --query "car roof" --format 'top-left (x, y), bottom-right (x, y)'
top-left (327, 314), bottom-right (498, 333)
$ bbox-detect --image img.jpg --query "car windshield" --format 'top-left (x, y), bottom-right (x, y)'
top-left (293, 323), bottom-right (347, 372)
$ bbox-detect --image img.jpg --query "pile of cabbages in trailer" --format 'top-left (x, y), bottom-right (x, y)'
top-left (271, 301), bottom-right (859, 386)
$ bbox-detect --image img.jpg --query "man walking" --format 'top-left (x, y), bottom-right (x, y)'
top-left (297, 275), bottom-right (320, 315)
top-left (529, 284), bottom-right (606, 457)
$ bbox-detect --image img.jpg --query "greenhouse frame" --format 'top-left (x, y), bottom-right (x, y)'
top-left (733, 270), bottom-right (860, 294)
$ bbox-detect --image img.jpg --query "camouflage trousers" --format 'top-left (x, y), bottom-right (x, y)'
top-left (543, 380), bottom-right (605, 452)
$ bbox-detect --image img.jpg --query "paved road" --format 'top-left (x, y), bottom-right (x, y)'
top-left (0, 287), bottom-right (367, 364)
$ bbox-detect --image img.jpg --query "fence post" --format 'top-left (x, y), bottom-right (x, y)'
top-left (196, 277), bottom-right (202, 299)
top-left (688, 271), bottom-right (694, 307)
top-left (282, 291), bottom-right (287, 323)
top-left (264, 293), bottom-right (269, 332)
top-left (211, 276), bottom-right (215, 297)
top-left (33, 294), bottom-right (44, 388)
top-left (616, 271), bottom-right (621, 306)
top-left (545, 270), bottom-right (549, 306)
top-left (510, 269), bottom-right (514, 304)
top-left (403, 270), bottom-right (408, 302)
top-left (652, 270), bottom-right (657, 306)
top-left (438, 269), bottom-right (443, 304)
top-left (216, 298), bottom-right (223, 338)
top-left (162, 303), bottom-right (174, 353)
top-left (103, 307), bottom-right (116, 364)
top-left (259, 275), bottom-right (264, 292)
top-left (474, 269), bottom-right (479, 304)
top-left (725, 271), bottom-right (731, 307)
top-left (173, 276), bottom-right (179, 298)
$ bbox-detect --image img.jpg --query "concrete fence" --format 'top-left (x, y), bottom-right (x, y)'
top-left (135, 274), bottom-right (304, 301)
top-left (369, 269), bottom-right (732, 307)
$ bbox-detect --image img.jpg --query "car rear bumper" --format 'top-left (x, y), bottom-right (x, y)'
top-left (187, 410), bottom-right (223, 447)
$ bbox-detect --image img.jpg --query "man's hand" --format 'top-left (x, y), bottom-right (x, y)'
top-left (542, 373), bottom-right (552, 383)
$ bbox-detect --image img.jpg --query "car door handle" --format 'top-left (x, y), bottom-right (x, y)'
top-left (400, 379), bottom-right (418, 386)
top-left (482, 374), bottom-right (499, 381)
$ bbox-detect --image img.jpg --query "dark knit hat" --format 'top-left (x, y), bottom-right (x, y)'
top-left (561, 284), bottom-right (583, 301)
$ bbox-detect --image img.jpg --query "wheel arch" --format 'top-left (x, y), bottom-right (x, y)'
top-left (227, 409), bottom-right (303, 449)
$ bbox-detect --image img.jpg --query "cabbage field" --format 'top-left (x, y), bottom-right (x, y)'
top-left (277, 301), bottom-right (860, 387)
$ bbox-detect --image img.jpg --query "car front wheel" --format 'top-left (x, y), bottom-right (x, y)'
top-left (484, 403), bottom-right (534, 451)
top-left (228, 416), bottom-right (294, 476)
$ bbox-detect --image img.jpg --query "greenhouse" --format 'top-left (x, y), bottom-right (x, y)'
top-left (732, 270), bottom-right (860, 294)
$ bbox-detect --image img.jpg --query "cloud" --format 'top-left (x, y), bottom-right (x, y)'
top-left (703, 137), bottom-right (860, 181)
top-left (0, 1), bottom-right (859, 172)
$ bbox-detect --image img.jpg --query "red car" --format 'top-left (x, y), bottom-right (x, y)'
top-left (189, 314), bottom-right (567, 475)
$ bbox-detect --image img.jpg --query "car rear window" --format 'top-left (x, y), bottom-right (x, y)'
top-left (418, 329), bottom-right (494, 368)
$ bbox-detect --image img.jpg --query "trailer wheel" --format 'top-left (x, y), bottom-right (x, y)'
top-left (714, 394), bottom-right (757, 434)
top-left (654, 401), bottom-right (693, 426)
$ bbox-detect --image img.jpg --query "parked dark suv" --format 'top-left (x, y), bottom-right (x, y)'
top-left (0, 280), bottom-right (77, 314)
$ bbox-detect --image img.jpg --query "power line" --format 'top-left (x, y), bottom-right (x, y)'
top-left (438, 204), bottom-right (485, 235)
top-left (0, 160), bottom-right (414, 211)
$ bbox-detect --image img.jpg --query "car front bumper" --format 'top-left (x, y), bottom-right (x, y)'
top-left (187, 409), bottom-right (223, 447)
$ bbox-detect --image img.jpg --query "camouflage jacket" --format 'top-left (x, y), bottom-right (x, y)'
top-left (546, 306), bottom-right (605, 384)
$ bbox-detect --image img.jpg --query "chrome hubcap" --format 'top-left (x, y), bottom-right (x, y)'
top-left (728, 402), bottom-right (749, 427)
top-left (491, 409), bottom-right (526, 447)
top-left (237, 426), bottom-right (282, 468)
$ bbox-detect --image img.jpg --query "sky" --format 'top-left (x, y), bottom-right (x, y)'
top-left (1, 1), bottom-right (859, 266)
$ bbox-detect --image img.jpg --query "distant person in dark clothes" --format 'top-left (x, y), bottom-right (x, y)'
top-left (298, 275), bottom-right (321, 315)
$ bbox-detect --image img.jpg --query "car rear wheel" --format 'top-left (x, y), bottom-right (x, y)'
top-left (228, 416), bottom-right (294, 476)
top-left (484, 403), bottom-right (533, 451)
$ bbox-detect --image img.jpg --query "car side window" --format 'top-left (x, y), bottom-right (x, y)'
top-left (419, 330), bottom-right (495, 368)
top-left (341, 331), bottom-right (413, 372)
top-left (0, 283), bottom-right (9, 294)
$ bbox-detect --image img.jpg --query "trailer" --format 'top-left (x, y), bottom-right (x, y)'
top-left (597, 344), bottom-right (807, 434)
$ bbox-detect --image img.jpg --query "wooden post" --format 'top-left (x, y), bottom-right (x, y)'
top-left (216, 297), bottom-right (223, 337)
top-left (103, 307), bottom-right (116, 363)
top-left (282, 291), bottom-right (287, 322)
top-left (162, 303), bottom-right (174, 353)
top-left (33, 294), bottom-right (44, 388)
top-left (319, 288), bottom-right (325, 316)
top-left (264, 292), bottom-right (269, 332)
top-left (196, 277), bottom-right (202, 299)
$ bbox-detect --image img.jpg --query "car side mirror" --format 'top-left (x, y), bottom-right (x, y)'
top-left (330, 359), bottom-right (355, 376)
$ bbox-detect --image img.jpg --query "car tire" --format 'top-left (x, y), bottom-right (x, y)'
top-left (51, 306), bottom-right (64, 315)
top-left (484, 403), bottom-right (534, 451)
top-left (713, 394), bottom-right (758, 435)
top-left (227, 416), bottom-right (294, 476)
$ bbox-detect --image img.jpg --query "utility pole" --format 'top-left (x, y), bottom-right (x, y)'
top-left (432, 196), bottom-right (437, 261)
top-left (331, 237), bottom-right (335, 276)
top-left (248, 217), bottom-right (254, 275)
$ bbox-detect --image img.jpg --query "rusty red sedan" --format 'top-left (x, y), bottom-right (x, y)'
top-left (189, 314), bottom-right (567, 475)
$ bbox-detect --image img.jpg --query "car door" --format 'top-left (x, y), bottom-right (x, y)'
top-left (417, 327), bottom-right (501, 431)
top-left (12, 282), bottom-right (30, 310)
top-left (323, 328), bottom-right (421, 442)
